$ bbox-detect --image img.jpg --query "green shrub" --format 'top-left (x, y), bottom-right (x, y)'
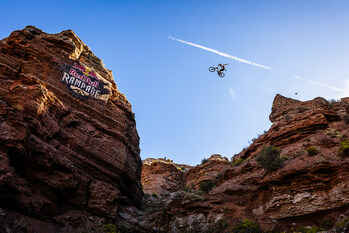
top-left (199, 180), bottom-right (215, 193)
top-left (144, 193), bottom-right (150, 198)
top-left (207, 219), bottom-right (229, 233)
top-left (13, 218), bottom-right (28, 231)
top-left (216, 171), bottom-right (224, 179)
top-left (306, 146), bottom-right (319, 156)
top-left (321, 219), bottom-right (335, 230)
top-left (256, 146), bottom-right (284, 172)
top-left (335, 216), bottom-right (349, 233)
top-left (151, 192), bottom-right (158, 198)
top-left (104, 224), bottom-right (119, 233)
top-left (295, 226), bottom-right (324, 233)
top-left (297, 106), bottom-right (309, 113)
top-left (232, 219), bottom-right (260, 233)
top-left (201, 158), bottom-right (208, 165)
top-left (182, 186), bottom-right (192, 192)
top-left (233, 158), bottom-right (245, 167)
top-left (326, 128), bottom-right (343, 138)
top-left (339, 140), bottom-right (349, 157)
top-left (342, 115), bottom-right (349, 124)
top-left (185, 193), bottom-right (204, 202)
top-left (144, 206), bottom-right (154, 216)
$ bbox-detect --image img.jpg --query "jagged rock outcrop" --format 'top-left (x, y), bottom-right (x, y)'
top-left (0, 26), bottom-right (142, 232)
top-left (184, 154), bottom-right (229, 190)
top-left (142, 162), bottom-right (184, 196)
top-left (142, 158), bottom-right (192, 195)
top-left (138, 95), bottom-right (349, 232)
top-left (231, 95), bottom-right (349, 229)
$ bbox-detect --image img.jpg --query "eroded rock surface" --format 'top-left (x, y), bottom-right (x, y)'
top-left (0, 26), bottom-right (142, 232)
top-left (139, 95), bottom-right (349, 232)
top-left (142, 160), bottom-right (185, 196)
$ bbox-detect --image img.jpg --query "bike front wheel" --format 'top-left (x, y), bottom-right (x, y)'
top-left (218, 72), bottom-right (225, 78)
top-left (209, 67), bottom-right (216, 72)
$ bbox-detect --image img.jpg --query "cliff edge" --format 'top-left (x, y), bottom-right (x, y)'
top-left (138, 95), bottom-right (349, 232)
top-left (0, 26), bottom-right (142, 232)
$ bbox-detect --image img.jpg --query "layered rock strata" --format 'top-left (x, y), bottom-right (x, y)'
top-left (0, 26), bottom-right (142, 231)
top-left (138, 95), bottom-right (349, 232)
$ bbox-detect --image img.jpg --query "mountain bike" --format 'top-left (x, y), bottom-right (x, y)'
top-left (209, 66), bottom-right (225, 78)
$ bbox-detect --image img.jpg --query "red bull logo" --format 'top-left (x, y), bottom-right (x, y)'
top-left (88, 71), bottom-right (98, 79)
top-left (73, 63), bottom-right (86, 73)
top-left (61, 63), bottom-right (108, 99)
top-left (69, 68), bottom-right (99, 87)
top-left (73, 63), bottom-right (99, 80)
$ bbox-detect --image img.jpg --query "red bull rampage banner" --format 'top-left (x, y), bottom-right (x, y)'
top-left (61, 63), bottom-right (109, 99)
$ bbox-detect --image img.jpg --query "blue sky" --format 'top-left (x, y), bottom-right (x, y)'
top-left (2, 0), bottom-right (349, 165)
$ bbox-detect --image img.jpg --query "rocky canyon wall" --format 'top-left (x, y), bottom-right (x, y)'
top-left (0, 26), bottom-right (142, 232)
top-left (140, 95), bottom-right (349, 232)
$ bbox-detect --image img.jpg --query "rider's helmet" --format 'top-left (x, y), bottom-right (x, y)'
top-left (218, 63), bottom-right (222, 66)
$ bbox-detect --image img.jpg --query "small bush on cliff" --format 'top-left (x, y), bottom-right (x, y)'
top-left (185, 193), bottom-right (204, 202)
top-left (13, 218), bottom-right (29, 232)
top-left (335, 216), bottom-right (349, 233)
top-left (321, 219), bottom-right (335, 230)
top-left (207, 219), bottom-right (229, 233)
top-left (342, 115), bottom-right (349, 124)
top-left (103, 224), bottom-right (119, 233)
top-left (216, 171), bottom-right (224, 178)
top-left (297, 106), bottom-right (309, 113)
top-left (232, 219), bottom-right (260, 233)
top-left (233, 158), bottom-right (245, 167)
top-left (326, 128), bottom-right (343, 138)
top-left (144, 193), bottom-right (150, 198)
top-left (295, 226), bottom-right (324, 233)
top-left (201, 158), bottom-right (208, 165)
top-left (256, 145), bottom-right (284, 173)
top-left (306, 146), bottom-right (319, 156)
top-left (144, 206), bottom-right (154, 216)
top-left (182, 185), bottom-right (192, 192)
top-left (339, 140), bottom-right (349, 157)
top-left (151, 192), bottom-right (158, 198)
top-left (199, 180), bottom-right (215, 193)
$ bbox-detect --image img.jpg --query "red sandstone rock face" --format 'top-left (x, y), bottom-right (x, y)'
top-left (0, 26), bottom-right (142, 231)
top-left (141, 158), bottom-right (192, 196)
top-left (230, 95), bottom-right (349, 229)
top-left (142, 162), bottom-right (184, 195)
top-left (184, 157), bottom-right (229, 190)
top-left (138, 96), bottom-right (349, 232)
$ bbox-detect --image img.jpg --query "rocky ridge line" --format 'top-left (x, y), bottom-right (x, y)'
top-left (136, 95), bottom-right (349, 232)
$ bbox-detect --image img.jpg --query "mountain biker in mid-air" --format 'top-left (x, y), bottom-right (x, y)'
top-left (209, 64), bottom-right (228, 78)
top-left (218, 63), bottom-right (228, 73)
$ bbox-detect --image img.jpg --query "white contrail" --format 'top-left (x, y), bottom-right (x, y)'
top-left (292, 75), bottom-right (343, 92)
top-left (169, 36), bottom-right (276, 70)
top-left (169, 36), bottom-right (344, 93)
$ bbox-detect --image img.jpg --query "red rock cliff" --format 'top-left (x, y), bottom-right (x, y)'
top-left (137, 95), bottom-right (349, 232)
top-left (0, 26), bottom-right (142, 231)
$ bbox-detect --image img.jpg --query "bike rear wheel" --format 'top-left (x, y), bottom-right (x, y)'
top-left (209, 67), bottom-right (216, 72)
top-left (218, 72), bottom-right (225, 78)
